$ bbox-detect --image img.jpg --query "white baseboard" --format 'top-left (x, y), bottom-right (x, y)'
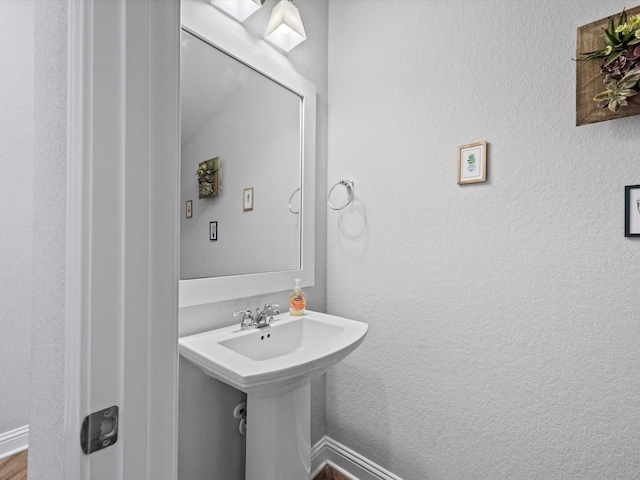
top-left (311, 436), bottom-right (403, 480)
top-left (0, 425), bottom-right (28, 459)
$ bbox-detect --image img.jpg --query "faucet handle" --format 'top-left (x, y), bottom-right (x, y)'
top-left (233, 308), bottom-right (252, 318)
top-left (261, 303), bottom-right (280, 318)
top-left (234, 308), bottom-right (256, 329)
top-left (263, 303), bottom-right (281, 326)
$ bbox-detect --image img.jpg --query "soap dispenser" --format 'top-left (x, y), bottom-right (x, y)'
top-left (289, 278), bottom-right (306, 316)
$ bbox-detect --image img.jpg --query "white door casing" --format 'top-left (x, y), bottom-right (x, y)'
top-left (65, 1), bottom-right (180, 478)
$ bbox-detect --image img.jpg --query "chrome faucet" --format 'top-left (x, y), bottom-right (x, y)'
top-left (234, 303), bottom-right (280, 330)
top-left (233, 308), bottom-right (255, 330)
top-left (254, 303), bottom-right (280, 328)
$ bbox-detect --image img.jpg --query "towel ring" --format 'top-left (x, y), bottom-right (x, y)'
top-left (288, 188), bottom-right (300, 214)
top-left (328, 180), bottom-right (355, 211)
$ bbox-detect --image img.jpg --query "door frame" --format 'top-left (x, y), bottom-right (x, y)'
top-left (65, 1), bottom-right (180, 478)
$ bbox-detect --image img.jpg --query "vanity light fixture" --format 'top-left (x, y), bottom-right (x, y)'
top-left (264, 0), bottom-right (306, 52)
top-left (213, 0), bottom-right (265, 22)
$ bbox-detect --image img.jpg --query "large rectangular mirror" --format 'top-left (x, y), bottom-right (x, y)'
top-left (179, 12), bottom-right (316, 308)
top-left (181, 30), bottom-right (301, 279)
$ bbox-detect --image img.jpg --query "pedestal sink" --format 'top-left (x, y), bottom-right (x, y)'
top-left (178, 310), bottom-right (368, 480)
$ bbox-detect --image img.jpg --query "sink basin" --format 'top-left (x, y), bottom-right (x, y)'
top-left (179, 310), bottom-right (368, 398)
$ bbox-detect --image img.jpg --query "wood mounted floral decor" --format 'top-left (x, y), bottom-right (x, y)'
top-left (197, 157), bottom-right (221, 199)
top-left (576, 6), bottom-right (640, 126)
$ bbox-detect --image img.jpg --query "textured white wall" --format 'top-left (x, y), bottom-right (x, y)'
top-left (0, 0), bottom-right (34, 436)
top-left (326, 1), bottom-right (640, 479)
top-left (178, 1), bottom-right (328, 478)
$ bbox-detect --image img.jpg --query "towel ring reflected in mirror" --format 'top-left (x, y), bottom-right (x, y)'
top-left (288, 188), bottom-right (300, 214)
top-left (328, 180), bottom-right (355, 211)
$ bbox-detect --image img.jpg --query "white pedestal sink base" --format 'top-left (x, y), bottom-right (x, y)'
top-left (179, 312), bottom-right (368, 479)
top-left (246, 383), bottom-right (311, 480)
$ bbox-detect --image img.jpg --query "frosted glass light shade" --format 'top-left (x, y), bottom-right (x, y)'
top-left (213, 0), bottom-right (264, 22)
top-left (265, 0), bottom-right (306, 52)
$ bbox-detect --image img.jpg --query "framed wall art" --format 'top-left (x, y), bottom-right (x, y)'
top-left (625, 184), bottom-right (640, 237)
top-left (209, 221), bottom-right (218, 241)
top-left (576, 6), bottom-right (640, 126)
top-left (457, 141), bottom-right (487, 185)
top-left (243, 187), bottom-right (254, 211)
top-left (197, 157), bottom-right (221, 198)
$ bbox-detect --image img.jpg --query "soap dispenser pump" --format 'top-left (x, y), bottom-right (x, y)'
top-left (289, 278), bottom-right (306, 316)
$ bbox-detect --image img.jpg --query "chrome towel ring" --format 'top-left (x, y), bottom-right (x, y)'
top-left (288, 188), bottom-right (300, 214)
top-left (328, 180), bottom-right (355, 211)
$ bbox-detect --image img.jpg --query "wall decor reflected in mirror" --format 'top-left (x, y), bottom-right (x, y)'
top-left (180, 29), bottom-right (302, 280)
top-left (197, 157), bottom-right (221, 199)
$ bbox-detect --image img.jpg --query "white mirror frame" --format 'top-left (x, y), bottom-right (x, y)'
top-left (179, 11), bottom-right (316, 308)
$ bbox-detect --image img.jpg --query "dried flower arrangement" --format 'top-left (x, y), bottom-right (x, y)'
top-left (578, 9), bottom-right (640, 112)
top-left (197, 157), bottom-right (220, 198)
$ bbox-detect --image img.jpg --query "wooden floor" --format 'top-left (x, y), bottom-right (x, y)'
top-left (313, 464), bottom-right (352, 480)
top-left (0, 451), bottom-right (27, 480)
top-left (1, 450), bottom-right (350, 480)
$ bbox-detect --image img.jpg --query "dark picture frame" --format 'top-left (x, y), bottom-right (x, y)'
top-left (210, 221), bottom-right (218, 241)
top-left (625, 185), bottom-right (640, 237)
